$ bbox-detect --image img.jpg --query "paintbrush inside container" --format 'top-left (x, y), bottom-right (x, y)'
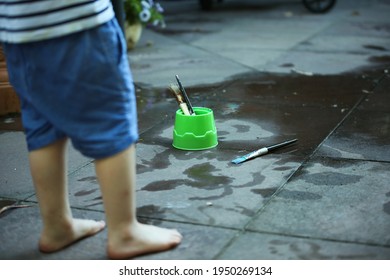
top-left (175, 75), bottom-right (195, 115)
top-left (168, 84), bottom-right (191, 116)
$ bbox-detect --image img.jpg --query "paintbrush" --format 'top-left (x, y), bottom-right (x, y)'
top-left (168, 84), bottom-right (191, 116)
top-left (231, 138), bottom-right (298, 164)
top-left (175, 75), bottom-right (195, 115)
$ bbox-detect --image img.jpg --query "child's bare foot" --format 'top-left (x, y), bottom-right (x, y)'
top-left (107, 222), bottom-right (182, 259)
top-left (39, 218), bottom-right (106, 253)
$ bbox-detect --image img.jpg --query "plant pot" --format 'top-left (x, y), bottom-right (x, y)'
top-left (124, 22), bottom-right (142, 49)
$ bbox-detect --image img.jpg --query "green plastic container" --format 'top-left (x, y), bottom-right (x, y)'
top-left (173, 107), bottom-right (218, 150)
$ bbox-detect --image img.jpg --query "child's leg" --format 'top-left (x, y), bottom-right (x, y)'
top-left (94, 144), bottom-right (182, 259)
top-left (29, 138), bottom-right (105, 253)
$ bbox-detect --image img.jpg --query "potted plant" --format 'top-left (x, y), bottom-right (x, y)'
top-left (123, 0), bottom-right (165, 48)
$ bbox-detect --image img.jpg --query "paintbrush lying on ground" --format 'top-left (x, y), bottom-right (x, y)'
top-left (231, 138), bottom-right (298, 164)
top-left (168, 84), bottom-right (191, 116)
top-left (175, 75), bottom-right (195, 115)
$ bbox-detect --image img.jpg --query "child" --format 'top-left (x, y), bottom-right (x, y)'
top-left (1, 0), bottom-right (182, 259)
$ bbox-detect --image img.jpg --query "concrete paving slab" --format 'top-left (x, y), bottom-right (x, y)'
top-left (129, 0), bottom-right (344, 86)
top-left (135, 146), bottom-right (300, 228)
top-left (138, 104), bottom-right (301, 153)
top-left (294, 35), bottom-right (390, 55)
top-left (0, 203), bottom-right (238, 260)
top-left (64, 143), bottom-right (301, 228)
top-left (215, 49), bottom-right (286, 71)
top-left (133, 1), bottom-right (390, 81)
top-left (214, 102), bottom-right (350, 154)
top-left (0, 205), bottom-right (107, 260)
top-left (359, 75), bottom-right (390, 111)
top-left (317, 74), bottom-right (390, 161)
top-left (135, 87), bottom-right (175, 134)
top-left (263, 51), bottom-right (373, 74)
top-left (128, 29), bottom-right (251, 87)
top-left (0, 132), bottom-right (93, 199)
top-left (135, 70), bottom-right (369, 155)
top-left (246, 157), bottom-right (390, 246)
top-left (321, 18), bottom-right (390, 38)
top-left (1, 0), bottom-right (389, 261)
top-left (0, 132), bottom-right (32, 199)
top-left (191, 27), bottom-right (317, 52)
top-left (192, 72), bottom-right (367, 107)
top-left (218, 231), bottom-right (390, 259)
top-left (346, 2), bottom-right (390, 23)
top-left (136, 222), bottom-right (238, 260)
top-left (317, 109), bottom-right (390, 161)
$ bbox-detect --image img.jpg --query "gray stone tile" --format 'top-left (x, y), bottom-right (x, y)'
top-left (0, 132), bottom-right (93, 200)
top-left (138, 73), bottom-right (366, 155)
top-left (317, 110), bottom-right (390, 161)
top-left (246, 157), bottom-right (390, 246)
top-left (0, 132), bottom-right (32, 199)
top-left (317, 77), bottom-right (390, 162)
top-left (346, 2), bottom-right (390, 24)
top-left (128, 29), bottom-right (251, 88)
top-left (65, 140), bottom-right (301, 228)
top-left (135, 221), bottom-right (238, 260)
top-left (210, 103), bottom-right (355, 158)
top-left (216, 49), bottom-right (286, 71)
top-left (66, 164), bottom-right (101, 209)
top-left (140, 101), bottom-right (303, 153)
top-left (0, 205), bottom-right (107, 260)
top-left (135, 87), bottom-right (176, 134)
top-left (1, 0), bottom-right (389, 262)
top-left (295, 35), bottom-right (390, 55)
top-left (190, 17), bottom-right (333, 53)
top-left (67, 146), bottom-right (94, 175)
top-left (263, 51), bottom-right (372, 75)
top-left (322, 19), bottom-right (390, 38)
top-left (360, 76), bottom-right (390, 111)
top-left (0, 203), bottom-right (237, 260)
top-left (219, 231), bottom-right (390, 260)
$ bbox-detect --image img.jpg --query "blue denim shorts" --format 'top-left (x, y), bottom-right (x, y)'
top-left (3, 19), bottom-right (138, 159)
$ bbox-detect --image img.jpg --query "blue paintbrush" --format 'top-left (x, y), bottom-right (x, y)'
top-left (231, 139), bottom-right (298, 164)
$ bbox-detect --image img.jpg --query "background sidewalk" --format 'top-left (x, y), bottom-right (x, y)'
top-left (1, 0), bottom-right (389, 259)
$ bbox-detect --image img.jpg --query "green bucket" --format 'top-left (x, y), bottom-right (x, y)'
top-left (173, 107), bottom-right (218, 150)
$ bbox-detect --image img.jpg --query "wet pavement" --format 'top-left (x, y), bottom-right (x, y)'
top-left (1, 0), bottom-right (390, 259)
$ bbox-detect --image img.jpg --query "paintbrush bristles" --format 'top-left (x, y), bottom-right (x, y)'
top-left (168, 84), bottom-right (190, 116)
top-left (168, 84), bottom-right (184, 104)
top-left (175, 75), bottom-right (194, 115)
